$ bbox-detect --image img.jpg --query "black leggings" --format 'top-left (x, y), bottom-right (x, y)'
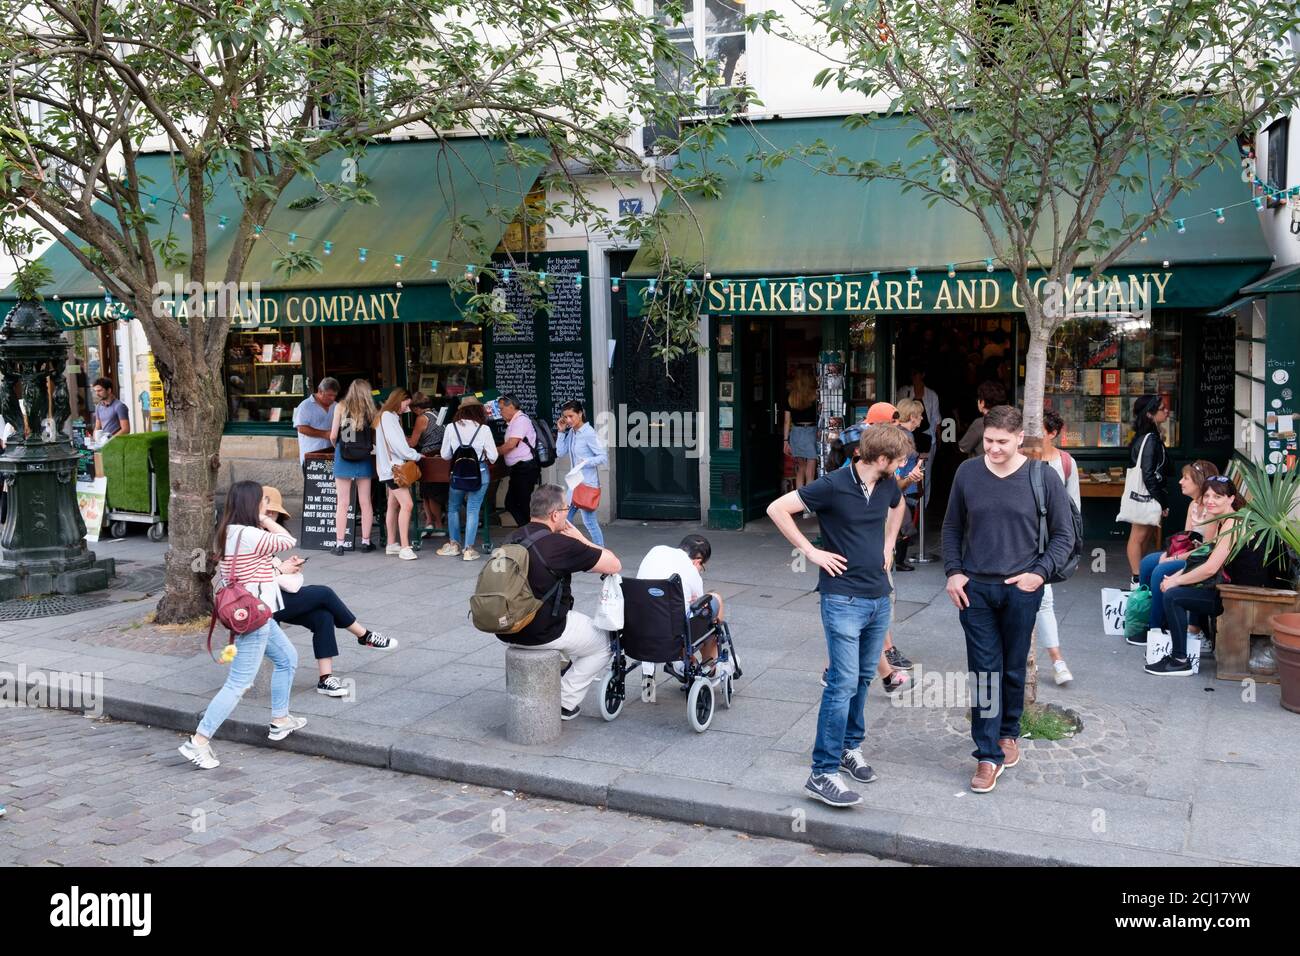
top-left (275, 585), bottom-right (358, 661)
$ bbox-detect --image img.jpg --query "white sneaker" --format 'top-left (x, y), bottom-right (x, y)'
top-left (178, 736), bottom-right (219, 769)
top-left (268, 716), bottom-right (308, 741)
top-left (1053, 659), bottom-right (1074, 685)
top-left (385, 543), bottom-right (402, 556)
top-left (462, 547), bottom-right (481, 561)
top-left (398, 547), bottom-right (418, 561)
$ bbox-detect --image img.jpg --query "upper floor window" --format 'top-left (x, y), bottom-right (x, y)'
top-left (655, 0), bottom-right (747, 110)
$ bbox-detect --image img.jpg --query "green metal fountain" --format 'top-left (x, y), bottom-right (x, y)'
top-left (0, 295), bottom-right (114, 599)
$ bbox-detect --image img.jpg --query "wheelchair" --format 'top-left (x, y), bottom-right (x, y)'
top-left (596, 575), bottom-right (742, 733)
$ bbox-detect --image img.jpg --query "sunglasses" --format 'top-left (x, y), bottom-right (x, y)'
top-left (1204, 476), bottom-right (1234, 490)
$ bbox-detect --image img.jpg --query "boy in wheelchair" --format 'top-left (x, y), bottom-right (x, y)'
top-left (634, 535), bottom-right (730, 700)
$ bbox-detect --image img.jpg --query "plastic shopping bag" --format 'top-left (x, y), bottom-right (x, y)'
top-left (1145, 628), bottom-right (1202, 674)
top-left (1101, 587), bottom-right (1129, 636)
top-left (593, 573), bottom-right (624, 632)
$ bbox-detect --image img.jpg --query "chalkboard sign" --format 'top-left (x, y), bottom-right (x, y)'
top-left (301, 455), bottom-right (356, 551)
top-left (1197, 315), bottom-right (1235, 448)
top-left (487, 252), bottom-right (593, 424)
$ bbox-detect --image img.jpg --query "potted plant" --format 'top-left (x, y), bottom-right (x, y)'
top-left (1223, 464), bottom-right (1300, 711)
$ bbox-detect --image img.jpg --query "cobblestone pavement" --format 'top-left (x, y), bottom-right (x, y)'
top-left (0, 708), bottom-right (906, 867)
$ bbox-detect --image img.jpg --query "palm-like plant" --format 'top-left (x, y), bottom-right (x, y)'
top-left (1221, 463), bottom-right (1300, 583)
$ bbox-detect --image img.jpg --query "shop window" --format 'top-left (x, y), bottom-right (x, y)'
top-left (226, 329), bottom-right (307, 424)
top-left (406, 323), bottom-right (485, 401)
top-left (495, 186), bottom-right (548, 255)
top-left (846, 316), bottom-right (878, 420)
top-left (1040, 313), bottom-right (1183, 449)
top-left (1234, 300), bottom-right (1267, 460)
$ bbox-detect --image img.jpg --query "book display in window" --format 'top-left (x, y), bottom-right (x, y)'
top-left (1042, 315), bottom-right (1183, 449)
top-left (406, 323), bottom-right (485, 400)
top-left (223, 329), bottom-right (307, 424)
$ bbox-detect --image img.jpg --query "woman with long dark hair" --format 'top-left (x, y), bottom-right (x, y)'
top-left (1150, 475), bottom-right (1291, 676)
top-left (556, 399), bottom-right (608, 546)
top-left (178, 481), bottom-right (304, 770)
top-left (1123, 394), bottom-right (1170, 584)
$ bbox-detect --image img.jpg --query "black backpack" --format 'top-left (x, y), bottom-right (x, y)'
top-left (338, 416), bottom-right (374, 462)
top-left (523, 415), bottom-right (557, 468)
top-left (449, 423), bottom-right (486, 491)
top-left (1029, 459), bottom-right (1083, 584)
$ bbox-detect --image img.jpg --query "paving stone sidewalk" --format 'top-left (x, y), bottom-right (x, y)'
top-left (0, 708), bottom-right (903, 867)
top-left (1, 521), bottom-right (1296, 865)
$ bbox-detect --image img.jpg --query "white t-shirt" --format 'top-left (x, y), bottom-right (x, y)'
top-left (636, 545), bottom-right (704, 615)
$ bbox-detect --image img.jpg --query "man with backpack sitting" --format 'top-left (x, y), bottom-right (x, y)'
top-left (496, 393), bottom-right (552, 528)
top-left (474, 484), bottom-right (621, 721)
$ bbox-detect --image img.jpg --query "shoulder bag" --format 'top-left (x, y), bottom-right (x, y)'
top-left (207, 527), bottom-right (273, 662)
top-left (1116, 433), bottom-right (1162, 526)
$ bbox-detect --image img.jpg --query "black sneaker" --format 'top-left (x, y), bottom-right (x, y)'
top-left (804, 772), bottom-right (862, 808)
top-left (358, 630), bottom-right (397, 650)
top-left (561, 705), bottom-right (581, 721)
top-left (885, 646), bottom-right (913, 670)
top-left (331, 544), bottom-right (346, 556)
top-left (1125, 633), bottom-right (1147, 646)
top-left (839, 748), bottom-right (879, 784)
top-left (317, 674), bottom-right (349, 697)
top-left (881, 671), bottom-right (911, 697)
top-left (360, 541), bottom-right (375, 553)
top-left (1145, 655), bottom-right (1194, 677)
top-left (894, 560), bottom-right (916, 572)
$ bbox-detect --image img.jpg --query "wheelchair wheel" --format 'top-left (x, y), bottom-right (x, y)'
top-left (687, 677), bottom-right (714, 733)
top-left (597, 671), bottom-right (624, 722)
top-left (721, 674), bottom-right (734, 709)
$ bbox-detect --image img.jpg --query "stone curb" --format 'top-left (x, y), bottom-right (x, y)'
top-left (20, 677), bottom-right (1228, 867)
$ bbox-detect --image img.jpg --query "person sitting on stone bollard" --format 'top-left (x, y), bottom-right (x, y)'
top-left (497, 483), bottom-right (621, 721)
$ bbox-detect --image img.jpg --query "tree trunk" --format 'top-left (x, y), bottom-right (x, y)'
top-left (1021, 320), bottom-right (1052, 707)
top-left (153, 357), bottom-right (226, 624)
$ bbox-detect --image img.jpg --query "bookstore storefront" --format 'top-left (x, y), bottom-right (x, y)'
top-left (625, 117), bottom-right (1274, 531)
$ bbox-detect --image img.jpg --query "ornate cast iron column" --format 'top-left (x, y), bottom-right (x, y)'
top-left (0, 299), bottom-right (114, 599)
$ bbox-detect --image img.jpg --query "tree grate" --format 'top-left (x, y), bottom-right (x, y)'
top-left (0, 594), bottom-right (115, 621)
top-left (106, 566), bottom-right (166, 594)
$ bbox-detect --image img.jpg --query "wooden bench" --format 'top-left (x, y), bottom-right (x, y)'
top-left (1214, 584), bottom-right (1300, 683)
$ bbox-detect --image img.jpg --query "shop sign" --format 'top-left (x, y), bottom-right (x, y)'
top-left (702, 270), bottom-right (1176, 315)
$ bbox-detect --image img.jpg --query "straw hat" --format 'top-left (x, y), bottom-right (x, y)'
top-left (262, 485), bottom-right (292, 520)
top-left (457, 395), bottom-right (483, 408)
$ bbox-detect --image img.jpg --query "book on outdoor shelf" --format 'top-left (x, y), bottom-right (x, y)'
top-left (272, 342), bottom-right (291, 362)
top-left (1057, 368), bottom-right (1078, 392)
top-left (267, 375), bottom-right (285, 394)
top-left (1102, 369), bottom-right (1121, 395)
top-left (1081, 421), bottom-right (1102, 446)
top-left (291, 375), bottom-right (304, 395)
top-left (1099, 423), bottom-right (1122, 447)
top-left (1104, 397), bottom-right (1122, 422)
top-left (289, 342), bottom-right (302, 363)
top-left (1082, 369), bottom-right (1103, 395)
top-left (261, 344), bottom-right (275, 363)
top-left (1084, 397), bottom-right (1104, 420)
top-left (1126, 372), bottom-right (1145, 395)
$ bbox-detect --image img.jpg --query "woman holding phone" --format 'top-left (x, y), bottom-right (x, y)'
top-left (556, 400), bottom-right (607, 546)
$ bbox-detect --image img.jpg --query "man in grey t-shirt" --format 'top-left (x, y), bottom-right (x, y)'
top-left (92, 378), bottom-right (131, 441)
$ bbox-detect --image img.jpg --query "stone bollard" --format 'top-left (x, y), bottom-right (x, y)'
top-left (505, 645), bottom-right (561, 745)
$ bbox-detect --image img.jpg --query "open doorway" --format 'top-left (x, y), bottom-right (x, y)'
top-left (740, 315), bottom-right (823, 520)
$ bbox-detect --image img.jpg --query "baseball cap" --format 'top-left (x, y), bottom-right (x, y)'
top-left (866, 402), bottom-right (899, 425)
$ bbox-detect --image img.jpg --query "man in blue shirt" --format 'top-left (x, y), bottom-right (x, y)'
top-left (769, 424), bottom-right (912, 808)
top-left (293, 377), bottom-right (339, 463)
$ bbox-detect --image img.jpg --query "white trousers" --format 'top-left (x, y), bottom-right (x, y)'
top-left (537, 610), bottom-right (612, 710)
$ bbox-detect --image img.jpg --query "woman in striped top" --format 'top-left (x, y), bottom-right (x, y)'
top-left (178, 481), bottom-right (307, 770)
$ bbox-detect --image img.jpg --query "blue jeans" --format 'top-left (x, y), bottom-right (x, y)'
top-left (567, 502), bottom-right (604, 547)
top-left (812, 593), bottom-right (892, 775)
top-left (958, 579), bottom-right (1043, 764)
top-left (1165, 586), bottom-right (1220, 659)
top-left (1139, 551), bottom-right (1186, 631)
top-left (197, 618), bottom-right (297, 738)
top-left (448, 466), bottom-right (489, 548)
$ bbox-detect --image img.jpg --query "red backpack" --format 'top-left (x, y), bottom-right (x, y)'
top-left (207, 527), bottom-right (273, 661)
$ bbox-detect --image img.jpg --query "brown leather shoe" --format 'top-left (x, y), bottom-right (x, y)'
top-left (970, 760), bottom-right (1004, 793)
top-left (999, 737), bottom-right (1021, 768)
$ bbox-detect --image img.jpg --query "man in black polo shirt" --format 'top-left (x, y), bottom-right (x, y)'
top-left (501, 484), bottom-right (622, 720)
top-left (769, 425), bottom-right (912, 808)
top-left (942, 405), bottom-right (1074, 794)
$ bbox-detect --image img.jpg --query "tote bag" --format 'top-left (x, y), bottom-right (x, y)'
top-left (1116, 433), bottom-right (1162, 526)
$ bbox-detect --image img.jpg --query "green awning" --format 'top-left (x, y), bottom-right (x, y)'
top-left (1, 136), bottom-right (546, 322)
top-left (1240, 263), bottom-right (1300, 295)
top-left (628, 117), bottom-right (1272, 310)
